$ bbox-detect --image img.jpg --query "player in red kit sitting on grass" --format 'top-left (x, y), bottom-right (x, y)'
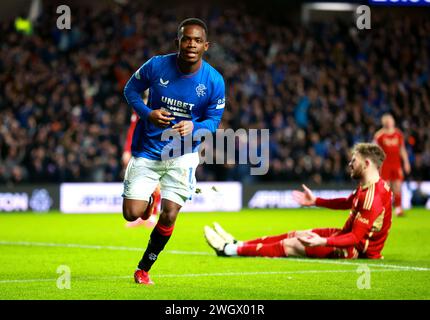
top-left (205, 143), bottom-right (392, 260)
top-left (374, 113), bottom-right (411, 217)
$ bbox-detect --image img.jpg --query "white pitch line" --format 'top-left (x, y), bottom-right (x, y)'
top-left (0, 269), bottom-right (405, 285)
top-left (0, 240), bottom-right (209, 256)
top-left (287, 257), bottom-right (430, 272)
top-left (155, 269), bottom-right (400, 277)
top-left (1, 240), bottom-right (429, 272)
top-left (0, 240), bottom-right (143, 252)
top-left (0, 278), bottom-right (56, 284)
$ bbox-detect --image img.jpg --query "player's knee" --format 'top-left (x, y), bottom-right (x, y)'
top-left (123, 210), bottom-right (138, 222)
top-left (122, 203), bottom-right (145, 222)
top-left (393, 183), bottom-right (402, 193)
top-left (159, 208), bottom-right (178, 227)
top-left (282, 238), bottom-right (293, 251)
top-left (282, 238), bottom-right (300, 256)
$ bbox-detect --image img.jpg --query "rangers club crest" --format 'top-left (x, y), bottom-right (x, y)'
top-left (196, 83), bottom-right (206, 97)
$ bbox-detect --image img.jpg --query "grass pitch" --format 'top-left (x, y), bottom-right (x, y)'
top-left (0, 208), bottom-right (429, 300)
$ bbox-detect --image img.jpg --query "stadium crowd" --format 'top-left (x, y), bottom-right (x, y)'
top-left (0, 2), bottom-right (429, 185)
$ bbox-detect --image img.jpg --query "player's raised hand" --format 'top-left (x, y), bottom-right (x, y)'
top-left (148, 109), bottom-right (175, 127)
top-left (292, 184), bottom-right (316, 206)
top-left (172, 121), bottom-right (194, 136)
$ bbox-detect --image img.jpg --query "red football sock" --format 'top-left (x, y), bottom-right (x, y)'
top-left (237, 241), bottom-right (286, 257)
top-left (155, 221), bottom-right (174, 236)
top-left (394, 191), bottom-right (402, 208)
top-left (244, 232), bottom-right (295, 245)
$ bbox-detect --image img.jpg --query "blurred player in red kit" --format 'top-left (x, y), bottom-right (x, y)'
top-left (122, 109), bottom-right (161, 229)
top-left (205, 143), bottom-right (392, 260)
top-left (374, 113), bottom-right (411, 217)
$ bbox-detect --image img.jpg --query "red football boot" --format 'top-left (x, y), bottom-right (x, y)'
top-left (134, 269), bottom-right (154, 285)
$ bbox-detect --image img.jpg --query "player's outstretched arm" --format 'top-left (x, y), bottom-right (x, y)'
top-left (292, 184), bottom-right (316, 206)
top-left (294, 185), bottom-right (355, 210)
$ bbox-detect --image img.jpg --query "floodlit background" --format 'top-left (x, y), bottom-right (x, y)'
top-left (0, 0), bottom-right (429, 300)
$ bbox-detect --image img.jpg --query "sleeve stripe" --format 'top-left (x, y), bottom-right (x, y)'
top-left (364, 184), bottom-right (375, 210)
top-left (363, 187), bottom-right (369, 210)
top-left (363, 184), bottom-right (370, 210)
top-left (367, 184), bottom-right (375, 210)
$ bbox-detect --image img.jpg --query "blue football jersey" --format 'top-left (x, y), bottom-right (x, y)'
top-left (124, 53), bottom-right (225, 160)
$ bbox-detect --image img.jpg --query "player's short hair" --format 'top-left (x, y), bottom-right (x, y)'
top-left (352, 143), bottom-right (386, 169)
top-left (381, 113), bottom-right (394, 121)
top-left (177, 18), bottom-right (208, 39)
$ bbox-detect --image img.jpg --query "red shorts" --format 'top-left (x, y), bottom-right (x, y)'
top-left (381, 164), bottom-right (403, 181)
top-left (304, 228), bottom-right (359, 259)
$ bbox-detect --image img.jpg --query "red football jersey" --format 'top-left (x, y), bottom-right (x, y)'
top-left (374, 129), bottom-right (404, 167)
top-left (124, 111), bottom-right (138, 153)
top-left (316, 178), bottom-right (393, 259)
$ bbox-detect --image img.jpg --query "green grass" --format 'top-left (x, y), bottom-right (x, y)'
top-left (0, 208), bottom-right (429, 300)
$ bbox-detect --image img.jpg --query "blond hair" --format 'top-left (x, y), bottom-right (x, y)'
top-left (352, 143), bottom-right (386, 169)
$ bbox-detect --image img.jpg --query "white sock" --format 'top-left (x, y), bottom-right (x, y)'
top-left (224, 243), bottom-right (238, 256)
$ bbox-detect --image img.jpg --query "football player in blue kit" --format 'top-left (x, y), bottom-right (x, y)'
top-left (123, 18), bottom-right (225, 285)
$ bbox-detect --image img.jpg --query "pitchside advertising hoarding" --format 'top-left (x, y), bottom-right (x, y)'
top-left (0, 185), bottom-right (59, 212)
top-left (243, 182), bottom-right (430, 210)
top-left (59, 182), bottom-right (242, 213)
top-left (1, 181), bottom-right (429, 213)
top-left (244, 184), bottom-right (354, 209)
